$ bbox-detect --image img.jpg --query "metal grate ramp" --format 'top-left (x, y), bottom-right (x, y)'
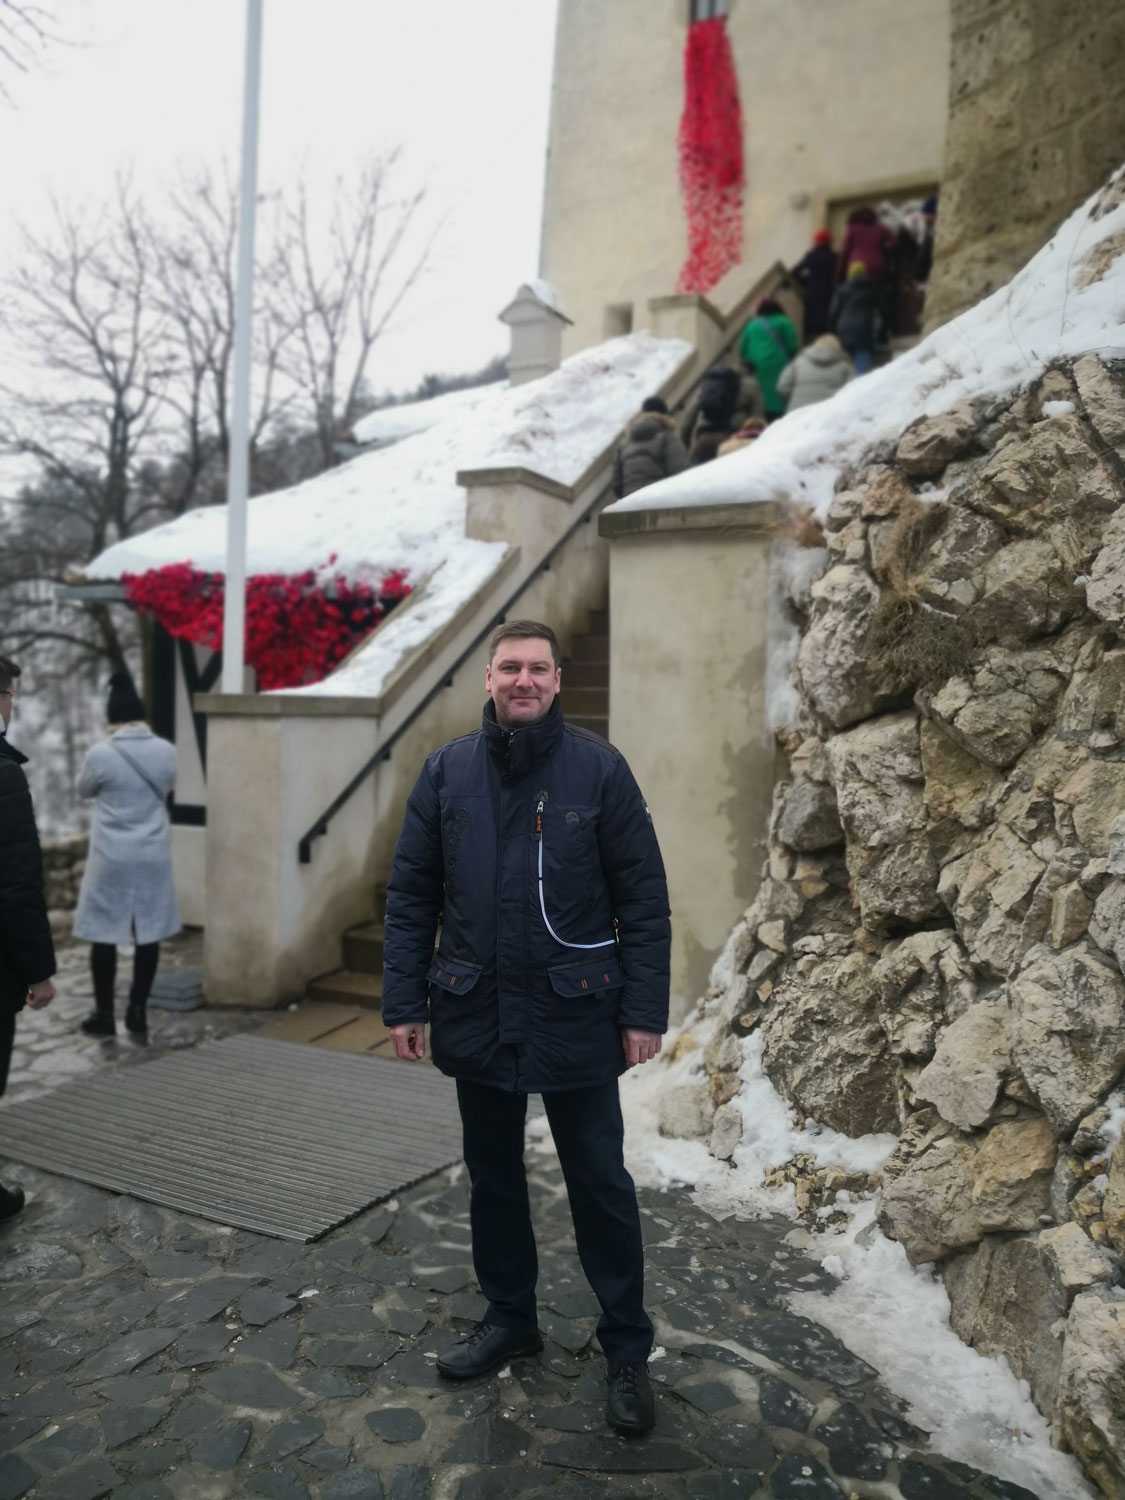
top-left (0, 1035), bottom-right (464, 1241)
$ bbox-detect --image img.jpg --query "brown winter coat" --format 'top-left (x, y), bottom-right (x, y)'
top-left (613, 412), bottom-right (689, 498)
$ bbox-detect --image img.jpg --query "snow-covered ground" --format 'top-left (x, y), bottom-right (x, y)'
top-left (605, 166), bottom-right (1125, 526)
top-left (569, 978), bottom-right (1097, 1500)
top-left (352, 382), bottom-right (505, 448)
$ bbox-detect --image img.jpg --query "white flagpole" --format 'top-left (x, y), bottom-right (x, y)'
top-left (221, 0), bottom-right (264, 693)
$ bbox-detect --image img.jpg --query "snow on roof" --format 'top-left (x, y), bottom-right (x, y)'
top-left (521, 278), bottom-right (571, 321)
top-left (84, 329), bottom-right (690, 587)
top-left (607, 165), bottom-right (1125, 524)
top-left (352, 380), bottom-right (506, 448)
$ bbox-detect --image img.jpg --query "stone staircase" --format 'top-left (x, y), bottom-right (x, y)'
top-left (561, 604), bottom-right (609, 739)
top-left (306, 890), bottom-right (385, 1010)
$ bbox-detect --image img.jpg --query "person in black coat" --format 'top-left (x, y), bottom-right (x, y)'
top-left (828, 263), bottom-right (887, 374)
top-left (791, 229), bottom-right (837, 340)
top-left (0, 655), bottom-right (57, 1218)
top-left (383, 619), bottom-right (670, 1435)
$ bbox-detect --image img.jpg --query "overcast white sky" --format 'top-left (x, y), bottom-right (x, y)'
top-left (0, 0), bottom-right (560, 393)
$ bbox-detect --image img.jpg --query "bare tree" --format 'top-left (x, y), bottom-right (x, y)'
top-left (0, 154), bottom-right (438, 670)
top-left (270, 152), bottom-right (437, 468)
top-left (0, 2), bottom-right (65, 96)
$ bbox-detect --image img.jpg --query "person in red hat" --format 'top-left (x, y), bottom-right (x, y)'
top-left (790, 229), bottom-right (837, 340)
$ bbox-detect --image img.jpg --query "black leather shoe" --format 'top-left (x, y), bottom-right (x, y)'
top-left (125, 1005), bottom-right (148, 1035)
top-left (80, 1011), bottom-right (116, 1037)
top-left (606, 1359), bottom-right (655, 1434)
top-left (436, 1321), bottom-right (543, 1380)
top-left (0, 1183), bottom-right (25, 1220)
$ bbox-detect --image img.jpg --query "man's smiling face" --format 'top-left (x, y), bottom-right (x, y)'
top-left (486, 636), bottom-right (561, 728)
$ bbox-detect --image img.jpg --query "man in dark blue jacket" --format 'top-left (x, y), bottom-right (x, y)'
top-left (382, 619), bottom-right (670, 1434)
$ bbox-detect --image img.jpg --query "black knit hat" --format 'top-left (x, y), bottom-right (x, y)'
top-left (107, 669), bottom-right (145, 725)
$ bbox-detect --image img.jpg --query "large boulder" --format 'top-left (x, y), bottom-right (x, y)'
top-left (1074, 353), bottom-right (1125, 461)
top-left (1055, 756), bottom-right (1125, 856)
top-left (1010, 943), bottom-right (1125, 1136)
top-left (944, 1235), bottom-right (1067, 1411)
top-left (877, 1114), bottom-right (1057, 1263)
top-left (776, 778), bottom-right (843, 852)
top-left (795, 564), bottom-right (882, 729)
top-left (966, 414), bottom-right (1119, 561)
top-left (921, 638), bottom-right (1078, 769)
top-left (938, 823), bottom-right (1046, 977)
top-left (971, 537), bottom-right (1083, 642)
top-left (945, 1223), bottom-right (1118, 1416)
top-left (1090, 880), bottom-right (1125, 972)
top-left (896, 403), bottom-right (979, 477)
top-left (1053, 1294), bottom-right (1125, 1499)
top-left (1086, 509), bottom-right (1125, 636)
top-left (760, 951), bottom-right (898, 1136)
top-left (1105, 1135), bottom-right (1125, 1258)
top-left (828, 712), bottom-right (941, 925)
top-left (872, 929), bottom-right (977, 1064)
top-left (913, 999), bottom-right (1010, 1129)
top-left (919, 716), bottom-right (999, 835)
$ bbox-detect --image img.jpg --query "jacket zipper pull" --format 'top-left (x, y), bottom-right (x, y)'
top-left (535, 798), bottom-right (544, 840)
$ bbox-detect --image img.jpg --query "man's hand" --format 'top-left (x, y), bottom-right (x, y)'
top-left (390, 1023), bottom-right (427, 1061)
top-left (26, 979), bottom-right (55, 1010)
top-left (622, 1028), bottom-right (662, 1069)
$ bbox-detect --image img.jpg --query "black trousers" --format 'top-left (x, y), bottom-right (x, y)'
top-left (455, 1077), bottom-right (653, 1364)
top-left (0, 1008), bottom-right (15, 1098)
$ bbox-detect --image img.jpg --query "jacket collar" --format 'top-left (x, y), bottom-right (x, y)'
top-left (482, 697), bottom-right (564, 780)
top-left (0, 733), bottom-right (27, 767)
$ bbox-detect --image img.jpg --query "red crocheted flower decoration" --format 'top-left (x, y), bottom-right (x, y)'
top-left (675, 16), bottom-right (745, 295)
top-left (122, 562), bottom-right (411, 692)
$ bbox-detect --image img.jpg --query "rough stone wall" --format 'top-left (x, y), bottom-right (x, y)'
top-left (41, 834), bottom-right (87, 931)
top-left (676, 351), bottom-right (1125, 1493)
top-left (925, 0), bottom-right (1125, 330)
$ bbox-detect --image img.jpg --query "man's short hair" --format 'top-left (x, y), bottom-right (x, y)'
top-left (487, 620), bottom-right (561, 670)
top-left (0, 656), bottom-right (21, 695)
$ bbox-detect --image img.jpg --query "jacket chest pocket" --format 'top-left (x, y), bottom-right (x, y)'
top-left (543, 806), bottom-right (601, 890)
top-left (547, 956), bottom-right (623, 998)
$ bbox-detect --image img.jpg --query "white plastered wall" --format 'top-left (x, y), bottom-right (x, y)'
top-left (541, 0), bottom-right (951, 353)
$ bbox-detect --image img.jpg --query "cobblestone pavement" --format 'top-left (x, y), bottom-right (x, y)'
top-left (0, 947), bottom-right (1041, 1500)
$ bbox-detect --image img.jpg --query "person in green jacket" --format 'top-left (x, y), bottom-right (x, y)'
top-left (737, 298), bottom-right (799, 420)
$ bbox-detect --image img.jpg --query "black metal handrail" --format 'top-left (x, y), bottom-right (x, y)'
top-left (297, 477), bottom-right (615, 863)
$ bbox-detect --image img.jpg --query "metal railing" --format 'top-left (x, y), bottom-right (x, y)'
top-left (296, 477), bottom-right (615, 864)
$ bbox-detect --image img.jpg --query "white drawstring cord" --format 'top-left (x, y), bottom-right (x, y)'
top-left (536, 819), bottom-right (616, 950)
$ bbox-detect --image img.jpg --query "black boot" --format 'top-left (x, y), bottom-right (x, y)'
top-left (606, 1359), bottom-right (655, 1434)
top-left (80, 1010), bottom-right (116, 1037)
top-left (124, 1004), bottom-right (147, 1035)
top-left (0, 1182), bottom-right (25, 1220)
top-left (436, 1321), bottom-right (542, 1379)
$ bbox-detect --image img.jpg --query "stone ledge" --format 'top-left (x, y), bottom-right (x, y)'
top-left (195, 692), bottom-right (383, 719)
top-left (599, 499), bottom-right (780, 539)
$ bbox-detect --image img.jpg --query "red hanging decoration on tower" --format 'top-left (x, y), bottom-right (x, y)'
top-left (675, 16), bottom-right (745, 295)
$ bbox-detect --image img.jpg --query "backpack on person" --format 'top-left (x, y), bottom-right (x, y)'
top-left (698, 365), bottom-right (740, 430)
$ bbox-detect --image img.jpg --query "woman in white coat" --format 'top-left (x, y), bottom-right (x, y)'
top-left (73, 671), bottom-right (180, 1037)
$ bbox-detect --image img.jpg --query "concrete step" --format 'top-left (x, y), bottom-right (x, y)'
top-left (586, 608), bottom-right (608, 635)
top-left (343, 921), bottom-right (384, 975)
top-left (307, 969), bottom-right (383, 1010)
top-left (562, 686), bottom-right (608, 716)
top-left (569, 717), bottom-right (609, 739)
top-left (569, 633), bottom-right (608, 664)
top-left (562, 659), bottom-right (609, 688)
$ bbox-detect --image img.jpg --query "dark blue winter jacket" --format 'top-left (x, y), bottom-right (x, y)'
top-left (382, 699), bottom-right (671, 1093)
